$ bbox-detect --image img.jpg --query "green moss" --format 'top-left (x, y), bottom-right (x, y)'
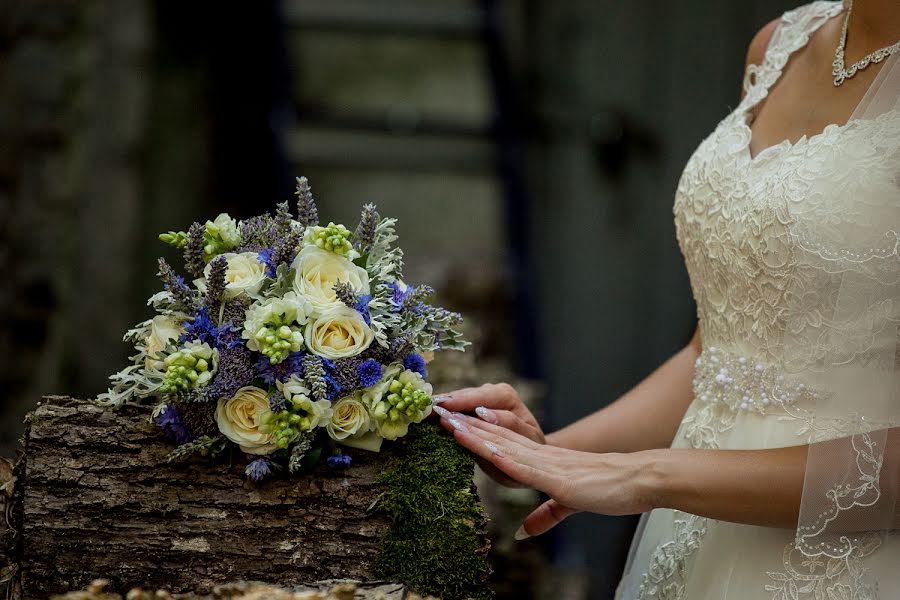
top-left (374, 422), bottom-right (492, 600)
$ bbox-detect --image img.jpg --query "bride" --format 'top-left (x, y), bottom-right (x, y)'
top-left (432, 1), bottom-right (900, 598)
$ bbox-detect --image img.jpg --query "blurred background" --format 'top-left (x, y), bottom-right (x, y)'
top-left (0, 0), bottom-right (795, 598)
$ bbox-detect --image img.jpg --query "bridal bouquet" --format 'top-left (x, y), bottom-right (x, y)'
top-left (99, 177), bottom-right (466, 481)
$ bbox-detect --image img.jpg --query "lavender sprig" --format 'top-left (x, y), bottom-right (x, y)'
top-left (157, 258), bottom-right (196, 310)
top-left (303, 354), bottom-right (328, 401)
top-left (270, 227), bottom-right (301, 274)
top-left (274, 200), bottom-right (293, 236)
top-left (402, 284), bottom-right (434, 313)
top-left (288, 432), bottom-right (314, 474)
top-left (184, 222), bottom-right (206, 277)
top-left (295, 176), bottom-right (319, 227)
top-left (333, 281), bottom-right (359, 310)
top-left (204, 256), bottom-right (228, 310)
top-left (354, 203), bottom-right (379, 255)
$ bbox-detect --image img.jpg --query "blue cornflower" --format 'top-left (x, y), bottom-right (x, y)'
top-left (245, 457), bottom-right (279, 483)
top-left (256, 351), bottom-right (305, 386)
top-left (387, 282), bottom-right (409, 309)
top-left (322, 358), bottom-right (341, 400)
top-left (257, 248), bottom-right (277, 278)
top-left (357, 358), bottom-right (383, 387)
top-left (326, 453), bottom-right (352, 469)
top-left (402, 353), bottom-right (427, 378)
top-left (355, 294), bottom-right (373, 325)
top-left (155, 405), bottom-right (193, 445)
top-left (181, 307), bottom-right (239, 349)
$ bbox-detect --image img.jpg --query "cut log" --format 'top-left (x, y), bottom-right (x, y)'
top-left (19, 396), bottom-right (410, 598)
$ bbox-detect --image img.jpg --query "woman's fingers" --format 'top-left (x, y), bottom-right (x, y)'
top-left (473, 407), bottom-right (543, 442)
top-left (435, 408), bottom-right (541, 450)
top-left (516, 500), bottom-right (581, 540)
top-left (435, 384), bottom-right (533, 421)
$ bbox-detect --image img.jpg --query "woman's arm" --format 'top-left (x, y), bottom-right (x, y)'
top-left (439, 413), bottom-right (900, 537)
top-left (545, 327), bottom-right (701, 453)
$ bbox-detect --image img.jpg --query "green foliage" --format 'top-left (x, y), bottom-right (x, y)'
top-left (374, 423), bottom-right (492, 600)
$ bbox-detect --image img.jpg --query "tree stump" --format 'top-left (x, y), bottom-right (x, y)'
top-left (17, 396), bottom-right (413, 598)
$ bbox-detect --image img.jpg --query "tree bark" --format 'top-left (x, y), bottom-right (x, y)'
top-left (19, 396), bottom-right (404, 598)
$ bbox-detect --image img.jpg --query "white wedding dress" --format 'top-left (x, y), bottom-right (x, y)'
top-left (615, 2), bottom-right (900, 599)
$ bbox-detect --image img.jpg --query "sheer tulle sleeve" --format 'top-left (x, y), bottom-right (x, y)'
top-left (781, 53), bottom-right (900, 583)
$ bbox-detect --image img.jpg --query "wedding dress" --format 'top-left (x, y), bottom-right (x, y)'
top-left (615, 2), bottom-right (900, 599)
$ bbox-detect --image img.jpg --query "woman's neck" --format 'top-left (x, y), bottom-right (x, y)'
top-left (848, 0), bottom-right (900, 47)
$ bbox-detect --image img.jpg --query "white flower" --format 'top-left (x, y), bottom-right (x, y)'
top-left (205, 213), bottom-right (242, 248)
top-left (144, 315), bottom-right (183, 371)
top-left (291, 246), bottom-right (370, 315)
top-left (304, 305), bottom-right (374, 359)
top-left (277, 376), bottom-right (333, 431)
top-left (216, 386), bottom-right (278, 455)
top-left (195, 252), bottom-right (267, 300)
top-left (241, 292), bottom-right (310, 353)
top-left (326, 393), bottom-right (373, 441)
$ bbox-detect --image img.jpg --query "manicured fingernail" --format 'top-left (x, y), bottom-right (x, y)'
top-left (432, 405), bottom-right (449, 418)
top-left (433, 395), bottom-right (451, 404)
top-left (448, 418), bottom-right (468, 432)
top-left (475, 406), bottom-right (497, 424)
top-left (514, 525), bottom-right (531, 541)
top-left (484, 441), bottom-right (502, 456)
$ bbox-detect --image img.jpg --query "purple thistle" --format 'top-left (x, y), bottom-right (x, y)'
top-left (157, 258), bottom-right (196, 310)
top-left (353, 203), bottom-right (379, 255)
top-left (204, 255), bottom-right (228, 308)
top-left (245, 457), bottom-right (279, 483)
top-left (294, 176), bottom-right (319, 227)
top-left (184, 222), bottom-right (206, 278)
top-left (326, 453), bottom-right (352, 469)
top-left (357, 358), bottom-right (383, 388)
top-left (155, 405), bottom-right (193, 445)
top-left (256, 351), bottom-right (305, 386)
top-left (402, 353), bottom-right (427, 378)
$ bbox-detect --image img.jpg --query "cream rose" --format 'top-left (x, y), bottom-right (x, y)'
top-left (144, 315), bottom-right (183, 371)
top-left (195, 252), bottom-right (267, 300)
top-left (291, 246), bottom-right (370, 314)
top-left (277, 376), bottom-right (333, 431)
top-left (216, 386), bottom-right (278, 455)
top-left (326, 394), bottom-right (373, 441)
top-left (304, 305), bottom-right (374, 359)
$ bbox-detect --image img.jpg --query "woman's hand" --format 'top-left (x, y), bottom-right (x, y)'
top-left (432, 384), bottom-right (545, 487)
top-left (434, 383), bottom-right (545, 444)
top-left (435, 410), bottom-right (656, 538)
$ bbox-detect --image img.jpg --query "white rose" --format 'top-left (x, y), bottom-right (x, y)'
top-left (326, 394), bottom-right (373, 441)
top-left (216, 386), bottom-right (278, 455)
top-left (304, 305), bottom-right (374, 360)
top-left (241, 291), bottom-right (310, 353)
top-left (291, 246), bottom-right (370, 315)
top-left (144, 315), bottom-right (183, 371)
top-left (205, 213), bottom-right (242, 248)
top-left (277, 376), bottom-right (333, 431)
top-left (195, 252), bottom-right (267, 300)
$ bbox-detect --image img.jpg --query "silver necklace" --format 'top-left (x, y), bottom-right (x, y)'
top-left (833, 0), bottom-right (900, 86)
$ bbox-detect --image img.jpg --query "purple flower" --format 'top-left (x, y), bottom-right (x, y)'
top-left (181, 307), bottom-right (240, 349)
top-left (245, 457), bottom-right (279, 482)
top-left (326, 453), bottom-right (352, 469)
top-left (155, 405), bottom-right (193, 445)
top-left (387, 282), bottom-right (409, 309)
top-left (403, 353), bottom-right (427, 378)
top-left (204, 345), bottom-right (255, 401)
top-left (256, 351), bottom-right (305, 385)
top-left (357, 358), bottom-right (383, 387)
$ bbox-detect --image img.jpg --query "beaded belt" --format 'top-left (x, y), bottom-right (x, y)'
top-left (692, 346), bottom-right (820, 416)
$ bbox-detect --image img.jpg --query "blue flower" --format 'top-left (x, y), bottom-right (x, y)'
top-left (181, 307), bottom-right (240, 349)
top-left (326, 453), bottom-right (352, 469)
top-left (355, 294), bottom-right (373, 325)
top-left (155, 405), bottom-right (193, 445)
top-left (402, 353), bottom-right (427, 378)
top-left (245, 457), bottom-right (279, 483)
top-left (386, 282), bottom-right (409, 309)
top-left (256, 351), bottom-right (305, 386)
top-left (357, 358), bottom-right (383, 387)
top-left (257, 248), bottom-right (277, 278)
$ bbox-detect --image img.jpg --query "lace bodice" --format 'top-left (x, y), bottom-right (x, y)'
top-left (674, 0), bottom-right (900, 367)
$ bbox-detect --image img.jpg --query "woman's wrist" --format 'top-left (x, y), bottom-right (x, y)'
top-left (630, 448), bottom-right (677, 512)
